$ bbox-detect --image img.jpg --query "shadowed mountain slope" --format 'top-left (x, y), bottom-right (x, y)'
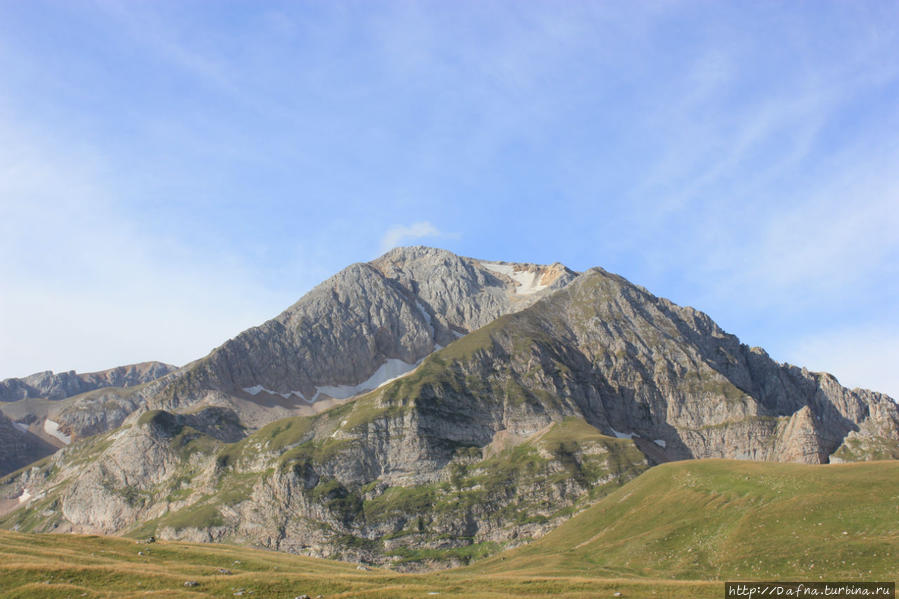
top-left (0, 413), bottom-right (57, 477)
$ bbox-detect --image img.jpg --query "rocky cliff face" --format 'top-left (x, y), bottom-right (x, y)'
top-left (2, 405), bottom-right (648, 569)
top-left (300, 266), bottom-right (896, 467)
top-left (2, 249), bottom-right (896, 569)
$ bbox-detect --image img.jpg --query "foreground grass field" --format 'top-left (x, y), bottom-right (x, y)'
top-left (0, 530), bottom-right (718, 599)
top-left (1, 460), bottom-right (896, 598)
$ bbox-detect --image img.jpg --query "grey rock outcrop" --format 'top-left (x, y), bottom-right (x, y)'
top-left (4, 403), bottom-right (647, 568)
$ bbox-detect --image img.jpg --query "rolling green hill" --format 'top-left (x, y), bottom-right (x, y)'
top-left (469, 459), bottom-right (899, 581)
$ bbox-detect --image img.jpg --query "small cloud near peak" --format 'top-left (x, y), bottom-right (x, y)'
top-left (379, 221), bottom-right (447, 253)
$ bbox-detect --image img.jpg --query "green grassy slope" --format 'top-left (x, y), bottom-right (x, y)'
top-left (468, 459), bottom-right (899, 581)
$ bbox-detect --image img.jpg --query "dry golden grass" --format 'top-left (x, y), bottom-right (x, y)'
top-left (0, 530), bottom-right (719, 598)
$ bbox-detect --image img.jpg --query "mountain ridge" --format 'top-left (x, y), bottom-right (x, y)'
top-left (0, 361), bottom-right (178, 403)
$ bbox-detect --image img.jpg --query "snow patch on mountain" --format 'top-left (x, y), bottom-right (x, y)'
top-left (242, 347), bottom-right (440, 404)
top-left (242, 385), bottom-right (302, 399)
top-left (482, 262), bottom-right (549, 295)
top-left (43, 419), bottom-right (71, 444)
top-left (313, 356), bottom-right (422, 401)
top-left (610, 428), bottom-right (638, 439)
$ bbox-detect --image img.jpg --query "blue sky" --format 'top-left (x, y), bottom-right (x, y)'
top-left (1, 1), bottom-right (897, 398)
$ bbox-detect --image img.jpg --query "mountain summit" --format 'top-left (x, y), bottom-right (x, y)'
top-left (147, 246), bottom-right (578, 426)
top-left (1, 247), bottom-right (896, 568)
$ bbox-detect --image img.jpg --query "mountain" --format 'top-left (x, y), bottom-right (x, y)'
top-left (0, 362), bottom-right (179, 474)
top-left (0, 361), bottom-right (177, 402)
top-left (0, 248), bottom-right (576, 446)
top-left (1, 247), bottom-right (896, 569)
top-left (145, 247), bottom-right (577, 427)
top-left (391, 266), bottom-right (898, 464)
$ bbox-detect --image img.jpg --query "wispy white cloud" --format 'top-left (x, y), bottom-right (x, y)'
top-left (608, 21), bottom-right (899, 300)
top-left (379, 221), bottom-right (449, 253)
top-left (694, 138), bottom-right (899, 314)
top-left (751, 179), bottom-right (897, 297)
top-left (94, 0), bottom-right (235, 92)
top-left (0, 115), bottom-right (293, 379)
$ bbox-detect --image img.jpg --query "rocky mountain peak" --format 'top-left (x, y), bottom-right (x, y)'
top-left (147, 247), bottom-right (579, 422)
